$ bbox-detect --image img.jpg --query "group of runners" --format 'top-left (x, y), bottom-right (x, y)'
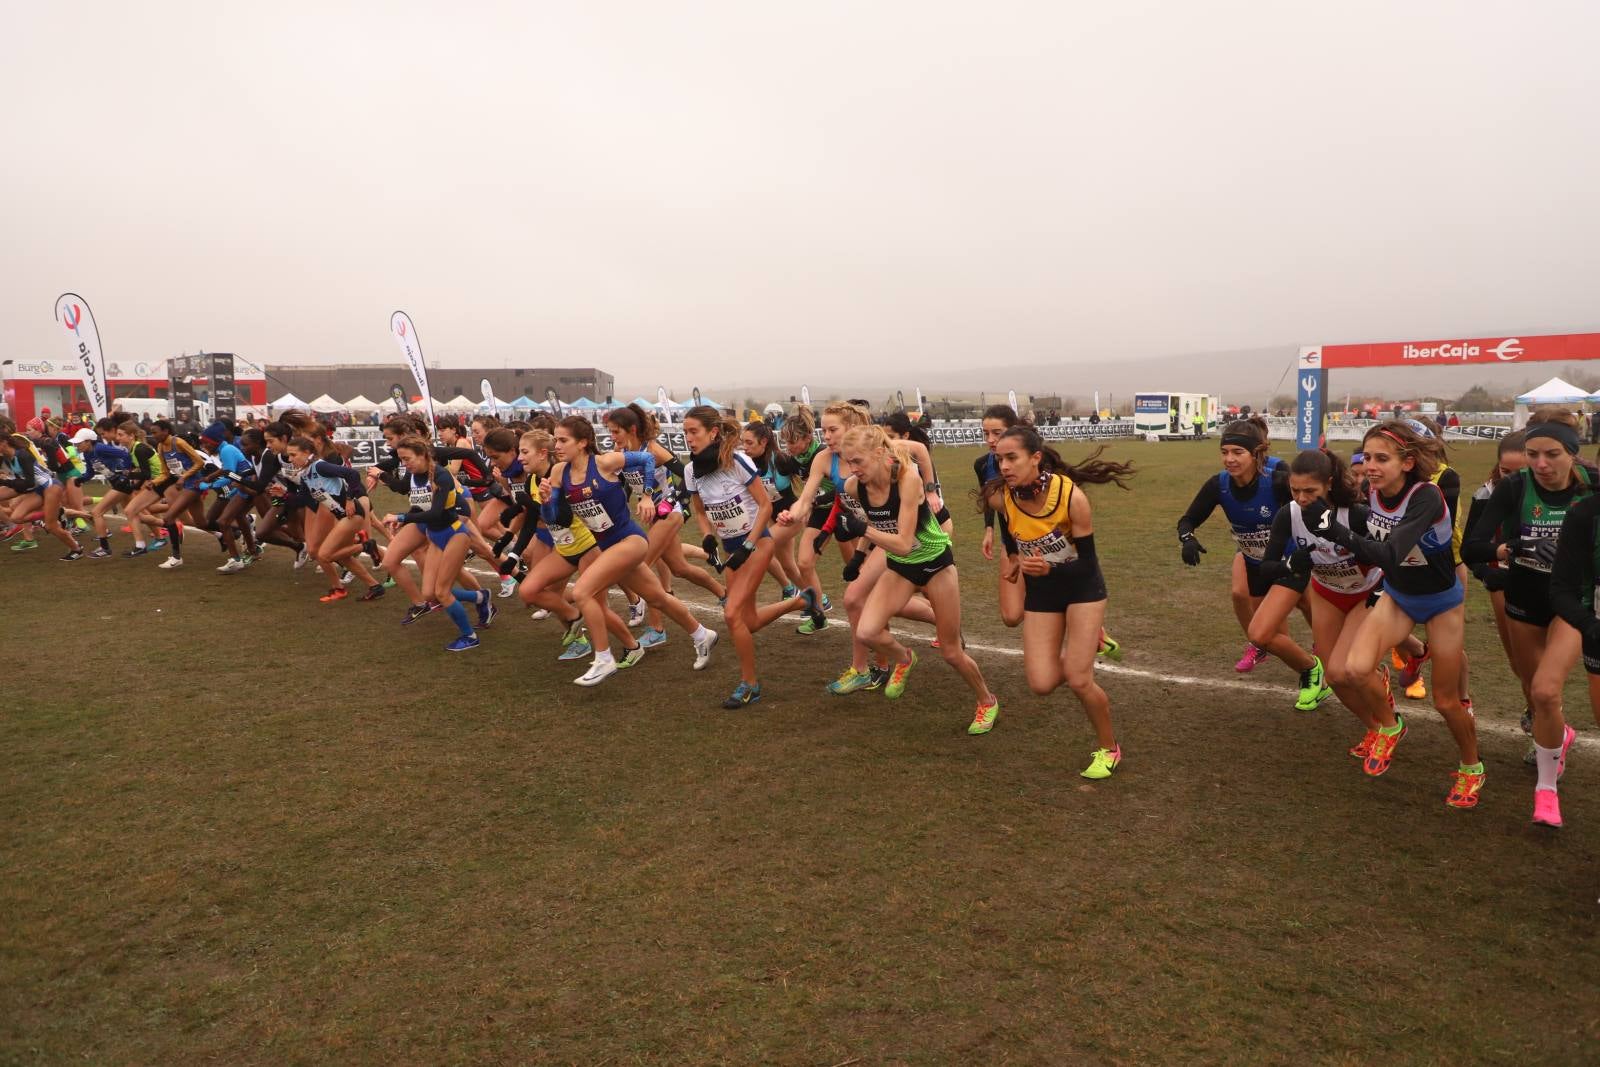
top-left (6, 401), bottom-right (1597, 819)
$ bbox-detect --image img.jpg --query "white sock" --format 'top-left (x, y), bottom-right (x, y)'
top-left (1535, 743), bottom-right (1564, 792)
top-left (692, 624), bottom-right (711, 642)
top-left (593, 649), bottom-right (615, 667)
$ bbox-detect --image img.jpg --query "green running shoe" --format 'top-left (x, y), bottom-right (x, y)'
top-left (1081, 746), bottom-right (1122, 780)
top-left (828, 666), bottom-right (874, 695)
top-left (967, 697), bottom-right (1000, 735)
top-left (617, 644), bottom-right (646, 670)
top-left (1097, 634), bottom-right (1123, 661)
top-left (11, 538), bottom-right (38, 552)
top-left (1295, 656), bottom-right (1333, 712)
top-left (798, 614), bottom-right (824, 635)
top-left (884, 650), bottom-right (917, 699)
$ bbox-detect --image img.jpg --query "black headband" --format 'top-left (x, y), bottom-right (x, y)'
top-left (1523, 422), bottom-right (1581, 455)
top-left (1221, 433), bottom-right (1259, 450)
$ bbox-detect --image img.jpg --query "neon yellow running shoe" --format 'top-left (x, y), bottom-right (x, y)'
top-left (883, 650), bottom-right (917, 699)
top-left (828, 666), bottom-right (874, 695)
top-left (1097, 633), bottom-right (1123, 661)
top-left (1080, 746), bottom-right (1122, 780)
top-left (1294, 656), bottom-right (1333, 712)
top-left (967, 697), bottom-right (1000, 735)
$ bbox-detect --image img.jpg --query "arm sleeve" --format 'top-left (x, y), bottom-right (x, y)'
top-left (975, 454), bottom-right (996, 529)
top-left (1437, 468), bottom-right (1461, 527)
top-left (1548, 500), bottom-right (1596, 633)
top-left (1176, 478), bottom-right (1223, 539)
top-left (1460, 478), bottom-right (1518, 566)
top-left (313, 460), bottom-right (366, 497)
top-left (621, 450), bottom-right (657, 496)
top-left (237, 450), bottom-right (280, 493)
top-left (403, 469), bottom-right (457, 525)
top-left (1329, 483), bottom-right (1446, 570)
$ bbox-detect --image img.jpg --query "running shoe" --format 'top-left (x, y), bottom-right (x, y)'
top-left (340, 568), bottom-right (356, 585)
top-left (217, 557), bottom-right (248, 574)
top-left (475, 592), bottom-right (496, 628)
top-left (1294, 657), bottom-right (1333, 712)
top-left (967, 697), bottom-right (1000, 735)
top-left (827, 666), bottom-right (875, 695)
top-left (252, 545), bottom-right (267, 562)
top-left (557, 637), bottom-right (592, 661)
top-left (319, 587), bottom-right (347, 602)
top-left (884, 650), bottom-right (918, 699)
top-left (1234, 644), bottom-right (1267, 673)
top-left (60, 548), bottom-right (84, 562)
top-left (1445, 764), bottom-right (1485, 809)
top-left (781, 584), bottom-right (800, 600)
top-left (1081, 746), bottom-right (1122, 780)
top-left (1349, 730), bottom-right (1379, 760)
top-left (821, 594), bottom-right (832, 612)
top-left (72, 517), bottom-right (89, 532)
top-left (575, 657), bottom-right (619, 687)
top-left (148, 536), bottom-right (168, 551)
top-left (692, 628), bottom-right (719, 670)
top-left (1097, 634), bottom-right (1123, 661)
top-left (0, 524), bottom-right (19, 541)
top-left (445, 634), bottom-right (481, 653)
top-left (1404, 677), bottom-right (1426, 700)
top-left (797, 615), bottom-right (825, 635)
top-left (530, 608), bottom-right (551, 621)
top-left (560, 617), bottom-right (586, 647)
top-left (1556, 723), bottom-right (1577, 781)
top-left (639, 627), bottom-right (668, 649)
top-left (722, 681), bottom-right (762, 709)
top-left (88, 547), bottom-right (112, 559)
top-left (1396, 643), bottom-right (1430, 688)
top-left (400, 603), bottom-right (432, 625)
top-left (1363, 716), bottom-right (1407, 777)
top-left (122, 546), bottom-right (149, 558)
top-left (11, 539), bottom-right (37, 552)
top-left (1461, 697), bottom-right (1474, 718)
top-left (617, 644), bottom-right (645, 669)
top-left (628, 600), bottom-right (647, 628)
top-left (1533, 788), bottom-right (1562, 828)
top-left (360, 584), bottom-right (387, 602)
top-left (799, 588), bottom-right (827, 632)
top-left (1520, 707), bottom-right (1534, 735)
top-left (158, 556), bottom-right (184, 570)
top-left (293, 546), bottom-right (310, 569)
top-left (498, 575), bottom-right (518, 599)
top-left (865, 664), bottom-right (890, 691)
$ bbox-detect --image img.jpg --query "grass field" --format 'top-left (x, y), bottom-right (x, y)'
top-left (4, 438), bottom-right (1599, 1065)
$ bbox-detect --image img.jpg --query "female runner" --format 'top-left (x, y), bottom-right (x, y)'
top-left (982, 425), bottom-right (1134, 769)
top-left (1298, 421), bottom-right (1483, 807)
top-left (0, 428), bottom-right (83, 558)
top-left (286, 436), bottom-right (388, 603)
top-left (197, 424), bottom-right (261, 571)
top-left (742, 419), bottom-right (806, 598)
top-left (380, 436), bottom-right (482, 651)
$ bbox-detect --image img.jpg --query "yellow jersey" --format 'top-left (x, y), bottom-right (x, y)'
top-left (1001, 473), bottom-right (1079, 563)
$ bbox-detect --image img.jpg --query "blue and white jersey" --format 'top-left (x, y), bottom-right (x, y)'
top-left (685, 451), bottom-right (761, 540)
top-left (1217, 470), bottom-right (1281, 563)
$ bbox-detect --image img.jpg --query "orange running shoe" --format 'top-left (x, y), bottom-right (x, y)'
top-left (1397, 643), bottom-right (1430, 688)
top-left (1446, 764), bottom-right (1485, 809)
top-left (1349, 730), bottom-right (1380, 759)
top-left (319, 587), bottom-right (348, 603)
top-left (1363, 715), bottom-right (1407, 777)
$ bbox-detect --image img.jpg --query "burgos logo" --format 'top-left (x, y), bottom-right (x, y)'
top-left (62, 303), bottom-right (82, 335)
top-left (1490, 338), bottom-right (1523, 361)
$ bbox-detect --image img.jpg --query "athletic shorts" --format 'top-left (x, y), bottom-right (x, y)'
top-left (1382, 579), bottom-right (1464, 624)
top-left (592, 519), bottom-right (646, 550)
top-left (886, 546), bottom-right (955, 587)
top-left (534, 529), bottom-right (592, 567)
top-left (1243, 559), bottom-right (1273, 599)
top-left (150, 477), bottom-right (178, 496)
top-left (1023, 561), bottom-right (1107, 613)
top-left (1582, 634), bottom-right (1600, 676)
top-left (425, 523), bottom-right (467, 550)
top-left (806, 498), bottom-right (836, 530)
top-left (1311, 579), bottom-right (1370, 615)
top-left (1503, 571), bottom-right (1555, 628)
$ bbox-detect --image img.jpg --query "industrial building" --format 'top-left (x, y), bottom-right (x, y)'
top-left (267, 365), bottom-right (616, 405)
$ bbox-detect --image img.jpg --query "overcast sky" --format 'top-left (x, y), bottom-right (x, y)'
top-left (3, 1), bottom-right (1597, 387)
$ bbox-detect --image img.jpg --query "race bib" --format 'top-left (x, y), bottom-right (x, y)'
top-left (571, 496), bottom-right (615, 533)
top-left (551, 524), bottom-right (576, 547)
top-left (1017, 530), bottom-right (1078, 564)
top-left (409, 487), bottom-right (433, 509)
top-left (1234, 528), bottom-right (1271, 561)
top-left (707, 496), bottom-right (755, 539)
top-left (1314, 559), bottom-right (1367, 593)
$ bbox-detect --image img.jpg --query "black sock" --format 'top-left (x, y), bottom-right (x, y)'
top-left (169, 524), bottom-right (183, 557)
top-left (98, 536), bottom-right (110, 551)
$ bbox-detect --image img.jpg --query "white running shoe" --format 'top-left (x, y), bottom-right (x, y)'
top-left (628, 599), bottom-right (647, 628)
top-left (217, 557), bottom-right (248, 574)
top-left (294, 546), bottom-right (311, 569)
top-left (498, 575), bottom-right (518, 599)
top-left (158, 556), bottom-right (184, 570)
top-left (530, 608), bottom-right (551, 621)
top-left (574, 658), bottom-right (619, 687)
top-left (692, 628), bottom-right (719, 671)
top-left (340, 568), bottom-right (356, 585)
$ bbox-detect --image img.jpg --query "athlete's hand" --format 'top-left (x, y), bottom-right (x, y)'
top-left (1529, 537), bottom-right (1560, 568)
top-left (1000, 553), bottom-right (1021, 583)
top-left (981, 526), bottom-right (995, 561)
top-left (702, 534), bottom-right (719, 559)
top-left (635, 497), bottom-right (655, 526)
top-left (1179, 533), bottom-right (1206, 566)
top-left (1288, 545), bottom-right (1314, 577)
top-left (1478, 565), bottom-right (1509, 592)
top-left (497, 551), bottom-right (520, 576)
top-left (1298, 499), bottom-right (1331, 533)
top-left (1019, 550), bottom-right (1051, 577)
top-left (926, 490), bottom-right (944, 515)
top-left (776, 509), bottom-right (796, 527)
top-left (842, 549), bottom-right (868, 583)
top-left (812, 528), bottom-right (833, 552)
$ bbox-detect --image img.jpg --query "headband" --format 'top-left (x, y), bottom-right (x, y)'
top-left (1221, 433), bottom-right (1259, 450)
top-left (1523, 422), bottom-right (1581, 455)
top-left (1372, 428), bottom-right (1408, 449)
top-left (1401, 418), bottom-right (1434, 438)
top-left (1351, 452), bottom-right (1366, 464)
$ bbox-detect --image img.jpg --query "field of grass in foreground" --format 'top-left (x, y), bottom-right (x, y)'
top-left (4, 438), bottom-right (1599, 1064)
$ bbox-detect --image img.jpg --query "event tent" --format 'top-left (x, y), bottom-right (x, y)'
top-left (307, 393), bottom-right (343, 413)
top-left (567, 397), bottom-right (603, 410)
top-left (269, 392), bottom-right (306, 411)
top-left (1516, 377), bottom-right (1591, 405)
top-left (344, 394), bottom-right (379, 413)
top-left (441, 395), bottom-right (478, 411)
top-left (509, 395), bottom-right (538, 409)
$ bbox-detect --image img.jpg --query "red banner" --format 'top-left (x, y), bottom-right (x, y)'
top-left (1307, 332), bottom-right (1600, 369)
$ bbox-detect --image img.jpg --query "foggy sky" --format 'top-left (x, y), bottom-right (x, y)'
top-left (3, 1), bottom-right (1598, 389)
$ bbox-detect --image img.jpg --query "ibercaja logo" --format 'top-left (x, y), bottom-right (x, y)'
top-left (62, 303), bottom-right (83, 335)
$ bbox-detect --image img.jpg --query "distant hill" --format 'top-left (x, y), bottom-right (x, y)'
top-left (625, 345), bottom-right (1600, 409)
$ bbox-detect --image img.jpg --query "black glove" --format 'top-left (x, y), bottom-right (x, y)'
top-left (1585, 616), bottom-right (1600, 645)
top-left (836, 510), bottom-right (867, 543)
top-left (702, 534), bottom-right (719, 559)
top-left (725, 540), bottom-right (754, 571)
top-left (1478, 565), bottom-right (1508, 592)
top-left (493, 530), bottom-right (515, 556)
top-left (812, 527), bottom-right (833, 552)
top-left (497, 550), bottom-right (520, 576)
top-left (842, 549), bottom-right (868, 583)
top-left (1528, 538), bottom-right (1560, 569)
top-left (1179, 533), bottom-right (1206, 567)
top-left (1288, 545), bottom-right (1314, 578)
top-left (1298, 499), bottom-right (1332, 534)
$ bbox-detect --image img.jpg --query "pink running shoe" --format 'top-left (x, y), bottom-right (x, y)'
top-left (1557, 724), bottom-right (1577, 781)
top-left (1533, 788), bottom-right (1562, 828)
top-left (1234, 644), bottom-right (1267, 673)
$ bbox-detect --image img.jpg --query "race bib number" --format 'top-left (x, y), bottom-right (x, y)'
top-left (1234, 528), bottom-right (1271, 561)
top-left (707, 497), bottom-right (754, 539)
top-left (1017, 530), bottom-right (1077, 564)
top-left (551, 524), bottom-right (576, 547)
top-left (571, 496), bottom-right (615, 533)
top-left (409, 487), bottom-right (433, 509)
top-left (1314, 559), bottom-right (1368, 593)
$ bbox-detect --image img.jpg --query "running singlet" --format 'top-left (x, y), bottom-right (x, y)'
top-left (528, 473), bottom-right (597, 557)
top-left (847, 468), bottom-right (950, 565)
top-left (1217, 470), bottom-right (1279, 563)
top-left (1288, 501), bottom-right (1380, 595)
top-left (403, 467), bottom-right (464, 531)
top-left (1504, 468), bottom-right (1592, 575)
top-left (1002, 473), bottom-right (1079, 564)
top-left (1365, 480), bottom-right (1456, 592)
top-left (685, 452), bottom-right (762, 540)
top-left (561, 459), bottom-right (632, 537)
top-left (796, 441), bottom-right (834, 507)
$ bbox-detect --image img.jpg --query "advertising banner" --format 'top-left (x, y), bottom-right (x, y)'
top-left (390, 311), bottom-right (434, 431)
top-left (52, 293), bottom-right (110, 420)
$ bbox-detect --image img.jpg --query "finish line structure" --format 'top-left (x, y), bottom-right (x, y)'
top-left (1294, 331), bottom-right (1600, 449)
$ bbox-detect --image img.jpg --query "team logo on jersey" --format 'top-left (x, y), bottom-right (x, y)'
top-left (1259, 505), bottom-right (1272, 517)
top-left (1532, 504), bottom-right (1543, 519)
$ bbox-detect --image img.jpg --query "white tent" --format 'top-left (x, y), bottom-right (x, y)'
top-left (269, 392), bottom-right (306, 411)
top-left (344, 394), bottom-right (379, 413)
top-left (442, 395), bottom-right (478, 411)
top-left (1513, 377), bottom-right (1590, 429)
top-left (307, 393), bottom-right (344, 413)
